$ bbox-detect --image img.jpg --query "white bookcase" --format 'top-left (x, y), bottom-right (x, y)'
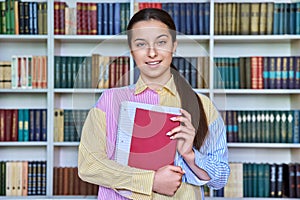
top-left (0, 0), bottom-right (300, 199)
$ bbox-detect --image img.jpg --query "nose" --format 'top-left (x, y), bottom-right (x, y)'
top-left (147, 46), bottom-right (157, 58)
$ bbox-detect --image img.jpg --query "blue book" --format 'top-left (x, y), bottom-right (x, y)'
top-left (269, 57), bottom-right (276, 89)
top-left (18, 109), bottom-right (24, 141)
top-left (191, 3), bottom-right (198, 35)
top-left (185, 3), bottom-right (192, 35)
top-left (179, 3), bottom-right (186, 34)
top-left (198, 3), bottom-right (204, 35)
top-left (28, 2), bottom-right (33, 34)
top-left (287, 3), bottom-right (296, 35)
top-left (108, 3), bottom-right (114, 35)
top-left (114, 3), bottom-right (120, 34)
top-left (204, 2), bottom-right (210, 35)
top-left (273, 3), bottom-right (280, 34)
top-left (288, 56), bottom-right (295, 89)
top-left (172, 3), bottom-right (180, 33)
top-left (278, 3), bottom-right (284, 35)
top-left (275, 57), bottom-right (282, 89)
top-left (103, 3), bottom-right (108, 35)
top-left (283, 3), bottom-right (288, 34)
top-left (29, 109), bottom-right (35, 141)
top-left (97, 3), bottom-right (103, 35)
top-left (32, 2), bottom-right (38, 34)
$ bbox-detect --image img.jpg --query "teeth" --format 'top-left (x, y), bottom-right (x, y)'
top-left (148, 61), bottom-right (160, 65)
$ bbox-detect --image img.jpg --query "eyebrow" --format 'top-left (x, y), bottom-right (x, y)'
top-left (133, 34), bottom-right (169, 42)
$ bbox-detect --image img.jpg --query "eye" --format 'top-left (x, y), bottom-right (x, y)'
top-left (135, 42), bottom-right (147, 48)
top-left (156, 40), bottom-right (167, 46)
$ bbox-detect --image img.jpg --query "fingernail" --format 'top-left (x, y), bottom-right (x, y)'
top-left (166, 131), bottom-right (171, 136)
top-left (170, 136), bottom-right (174, 140)
top-left (170, 117), bottom-right (177, 121)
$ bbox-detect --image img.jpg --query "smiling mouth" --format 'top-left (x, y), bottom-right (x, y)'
top-left (146, 60), bottom-right (162, 65)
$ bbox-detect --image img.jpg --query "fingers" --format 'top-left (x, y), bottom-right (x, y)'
top-left (167, 165), bottom-right (185, 175)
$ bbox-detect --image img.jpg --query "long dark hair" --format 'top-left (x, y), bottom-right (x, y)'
top-left (127, 8), bottom-right (208, 149)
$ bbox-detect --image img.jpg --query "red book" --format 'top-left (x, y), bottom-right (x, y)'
top-left (5, 110), bottom-right (13, 141)
top-left (115, 101), bottom-right (180, 170)
top-left (0, 109), bottom-right (5, 141)
top-left (11, 109), bottom-right (18, 141)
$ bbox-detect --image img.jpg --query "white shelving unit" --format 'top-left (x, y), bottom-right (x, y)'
top-left (0, 0), bottom-right (300, 199)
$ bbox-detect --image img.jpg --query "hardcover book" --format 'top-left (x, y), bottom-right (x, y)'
top-left (115, 101), bottom-right (181, 170)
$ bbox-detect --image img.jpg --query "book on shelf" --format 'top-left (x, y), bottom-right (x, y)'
top-left (115, 101), bottom-right (181, 170)
top-left (223, 110), bottom-right (300, 143)
top-left (53, 167), bottom-right (97, 196)
top-left (220, 162), bottom-right (300, 198)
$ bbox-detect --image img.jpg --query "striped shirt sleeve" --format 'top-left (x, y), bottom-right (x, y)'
top-left (78, 107), bottom-right (155, 200)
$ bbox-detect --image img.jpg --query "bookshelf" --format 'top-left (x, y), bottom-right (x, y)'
top-left (0, 0), bottom-right (300, 199)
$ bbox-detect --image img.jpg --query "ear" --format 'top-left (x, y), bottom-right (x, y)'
top-left (172, 40), bottom-right (178, 54)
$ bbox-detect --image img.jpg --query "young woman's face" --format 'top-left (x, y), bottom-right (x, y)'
top-left (130, 19), bottom-right (177, 87)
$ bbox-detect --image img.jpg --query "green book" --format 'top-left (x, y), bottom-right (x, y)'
top-left (274, 111), bottom-right (281, 143)
top-left (251, 111), bottom-right (257, 143)
top-left (0, 161), bottom-right (6, 195)
top-left (269, 111), bottom-right (275, 143)
top-left (256, 111), bottom-right (262, 143)
top-left (18, 109), bottom-right (24, 141)
top-left (9, 0), bottom-right (14, 34)
top-left (42, 2), bottom-right (47, 34)
top-left (23, 109), bottom-right (29, 141)
top-left (257, 164), bottom-right (265, 197)
top-left (252, 163), bottom-right (258, 197)
top-left (66, 57), bottom-right (72, 88)
top-left (286, 111), bottom-right (293, 143)
top-left (5, 0), bottom-right (11, 34)
top-left (243, 163), bottom-right (248, 197)
top-left (263, 164), bottom-right (270, 197)
top-left (64, 110), bottom-right (71, 142)
top-left (280, 111), bottom-right (288, 143)
top-left (54, 56), bottom-right (61, 88)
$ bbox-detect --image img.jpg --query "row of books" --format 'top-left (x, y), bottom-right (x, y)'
top-left (214, 56), bottom-right (300, 89)
top-left (54, 55), bottom-right (130, 89)
top-left (0, 160), bottom-right (46, 196)
top-left (172, 57), bottom-right (209, 89)
top-left (54, 109), bottom-right (88, 142)
top-left (0, 56), bottom-right (47, 89)
top-left (0, 0), bottom-right (47, 35)
top-left (215, 2), bottom-right (300, 35)
top-left (220, 110), bottom-right (300, 144)
top-left (53, 167), bottom-right (98, 196)
top-left (138, 2), bottom-right (210, 35)
top-left (54, 2), bottom-right (130, 35)
top-left (0, 109), bottom-right (47, 142)
top-left (216, 162), bottom-right (300, 198)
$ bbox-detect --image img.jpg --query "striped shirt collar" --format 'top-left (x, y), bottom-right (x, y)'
top-left (134, 75), bottom-right (177, 96)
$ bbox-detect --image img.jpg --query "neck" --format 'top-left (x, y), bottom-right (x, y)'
top-left (140, 73), bottom-right (172, 90)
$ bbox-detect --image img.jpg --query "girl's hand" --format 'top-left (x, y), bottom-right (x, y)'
top-left (167, 109), bottom-right (196, 160)
top-left (152, 165), bottom-right (184, 196)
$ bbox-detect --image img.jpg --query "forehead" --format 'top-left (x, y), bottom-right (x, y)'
top-left (130, 20), bottom-right (171, 39)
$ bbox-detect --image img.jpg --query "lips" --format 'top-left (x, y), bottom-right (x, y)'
top-left (145, 60), bottom-right (162, 65)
